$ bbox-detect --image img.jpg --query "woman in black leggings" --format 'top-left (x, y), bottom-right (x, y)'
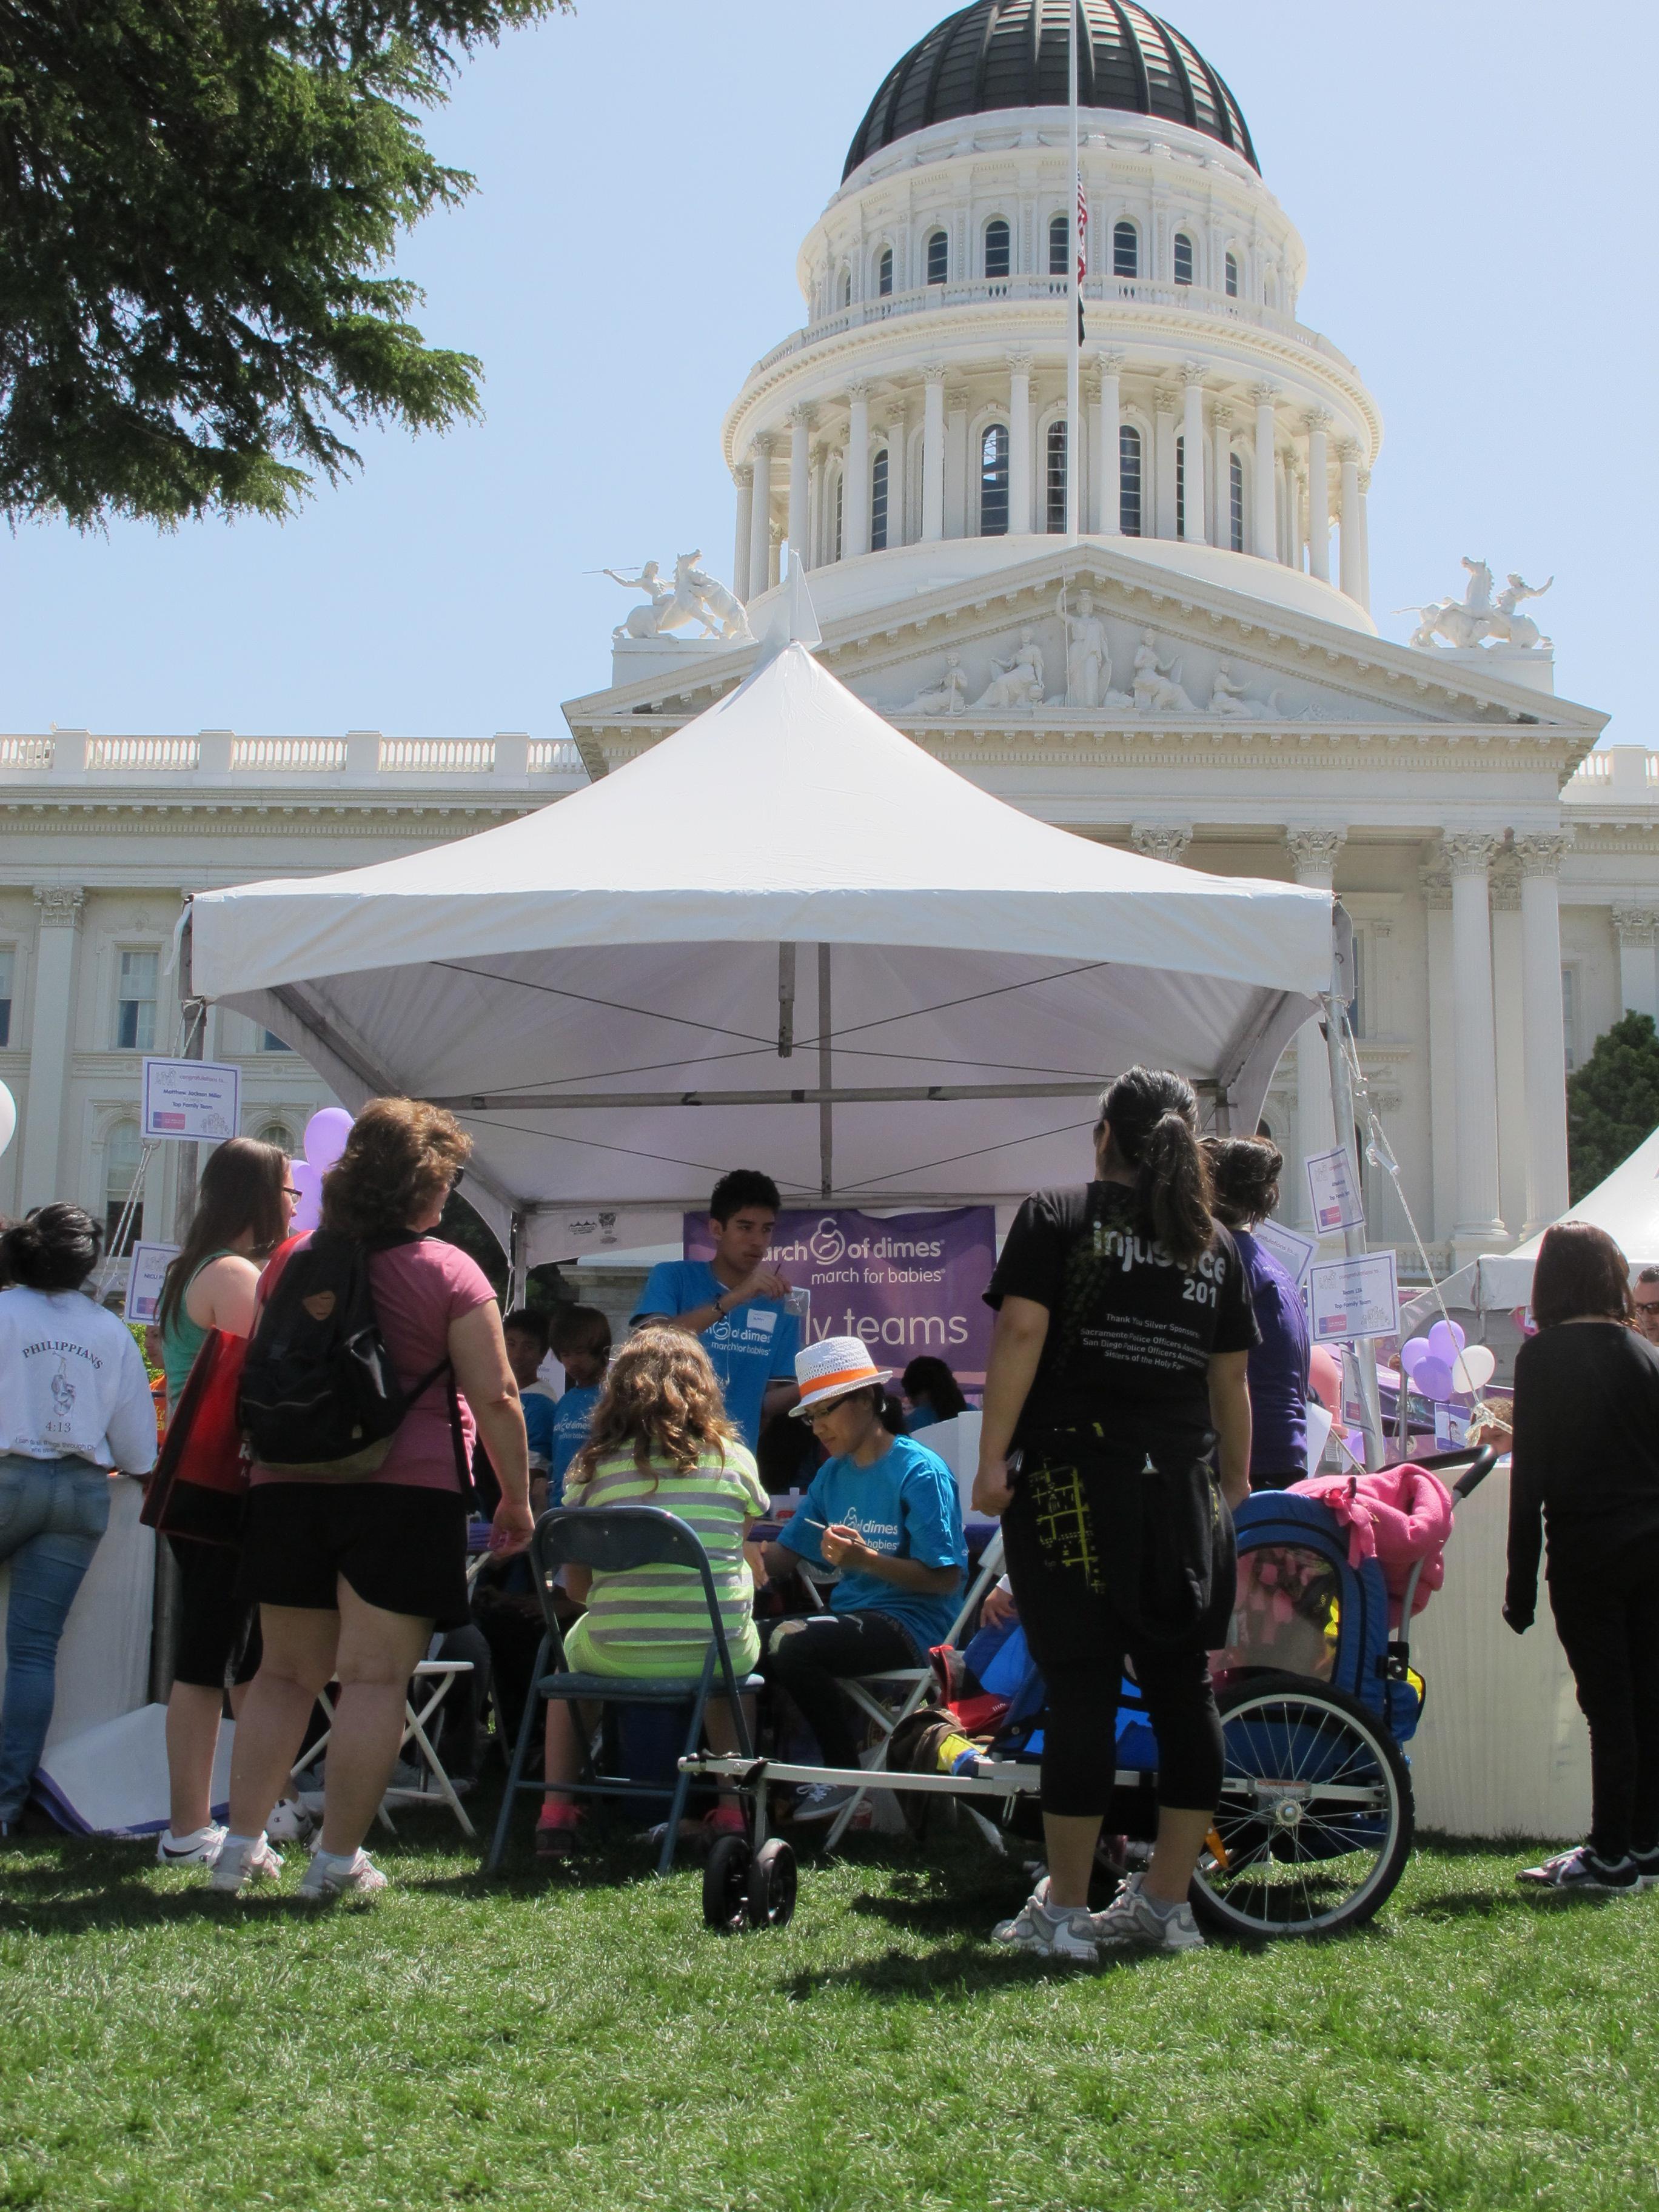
top-left (974, 1067), bottom-right (1256, 1962)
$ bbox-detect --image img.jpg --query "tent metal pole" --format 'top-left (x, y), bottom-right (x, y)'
top-left (1323, 991), bottom-right (1386, 1470)
top-left (817, 943), bottom-right (833, 1198)
top-left (777, 943), bottom-right (796, 1059)
top-left (508, 1207), bottom-right (528, 1311)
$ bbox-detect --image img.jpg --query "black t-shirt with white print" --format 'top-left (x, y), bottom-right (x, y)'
top-left (985, 1181), bottom-right (1259, 1453)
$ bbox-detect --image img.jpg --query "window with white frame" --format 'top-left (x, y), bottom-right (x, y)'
top-left (984, 218), bottom-right (1010, 279)
top-left (926, 229), bottom-right (947, 285)
top-left (1229, 451), bottom-right (1244, 552)
top-left (1048, 212), bottom-right (1068, 275)
top-left (871, 449), bottom-right (889, 552)
top-left (1173, 231), bottom-right (1195, 286)
top-left (1045, 421), bottom-right (1067, 532)
top-left (840, 266), bottom-right (852, 308)
top-left (104, 1119), bottom-right (143, 1253)
top-left (833, 472), bottom-right (843, 563)
top-left (1112, 220), bottom-right (1138, 277)
top-left (877, 246), bottom-right (893, 297)
top-left (1119, 424), bottom-right (1143, 536)
top-left (979, 424), bottom-right (1010, 534)
top-left (0, 948), bottom-right (12, 1048)
top-left (1224, 250), bottom-right (1239, 298)
top-left (1175, 434), bottom-right (1186, 538)
top-left (255, 1119), bottom-right (294, 1153)
top-left (115, 948), bottom-right (158, 1051)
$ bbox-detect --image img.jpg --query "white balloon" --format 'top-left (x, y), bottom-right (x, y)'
top-left (0, 1079), bottom-right (15, 1160)
top-left (1452, 1343), bottom-right (1497, 1393)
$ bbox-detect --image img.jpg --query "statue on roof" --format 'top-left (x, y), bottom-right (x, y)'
top-left (1403, 557), bottom-right (1550, 651)
top-left (1487, 573), bottom-right (1553, 650)
top-left (1062, 590), bottom-right (1110, 709)
top-left (610, 551), bottom-right (754, 643)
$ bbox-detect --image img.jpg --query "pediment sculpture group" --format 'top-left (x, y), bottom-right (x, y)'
top-left (898, 592), bottom-right (1295, 720)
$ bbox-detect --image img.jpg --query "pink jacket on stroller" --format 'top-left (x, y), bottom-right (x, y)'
top-left (1289, 1463), bottom-right (1454, 1628)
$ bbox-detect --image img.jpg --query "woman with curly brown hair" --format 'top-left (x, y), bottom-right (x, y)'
top-left (213, 1098), bottom-right (532, 1900)
top-left (536, 1326), bottom-right (766, 1856)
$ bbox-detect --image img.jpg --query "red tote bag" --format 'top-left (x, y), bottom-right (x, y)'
top-left (141, 1328), bottom-right (250, 1549)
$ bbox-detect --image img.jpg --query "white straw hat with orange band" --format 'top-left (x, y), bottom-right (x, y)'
top-left (789, 1336), bottom-right (893, 1418)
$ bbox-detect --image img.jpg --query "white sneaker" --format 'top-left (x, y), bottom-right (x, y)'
top-left (1087, 1872), bottom-right (1205, 1953)
top-left (791, 1782), bottom-right (858, 1825)
top-left (297, 1848), bottom-right (387, 1901)
top-left (207, 1832), bottom-right (284, 1894)
top-left (264, 1797), bottom-right (315, 1846)
top-left (155, 1822), bottom-right (226, 1868)
top-left (990, 1883), bottom-right (1098, 1963)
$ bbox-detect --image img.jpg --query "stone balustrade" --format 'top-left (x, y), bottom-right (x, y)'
top-left (0, 728), bottom-right (587, 789)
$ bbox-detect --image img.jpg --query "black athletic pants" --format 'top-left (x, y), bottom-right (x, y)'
top-left (759, 1610), bottom-right (920, 1772)
top-left (1548, 1541), bottom-right (1659, 1863)
top-left (1000, 1447), bottom-right (1224, 1820)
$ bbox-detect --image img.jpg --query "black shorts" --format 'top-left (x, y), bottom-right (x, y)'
top-left (167, 1535), bottom-right (261, 1691)
top-left (238, 1483), bottom-right (471, 1630)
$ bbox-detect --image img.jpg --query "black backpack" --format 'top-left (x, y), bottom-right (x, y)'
top-left (239, 1228), bottom-right (460, 1480)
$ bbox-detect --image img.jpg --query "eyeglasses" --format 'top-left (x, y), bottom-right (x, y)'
top-left (1636, 1302), bottom-right (1659, 1321)
top-left (281, 1185), bottom-right (300, 1201)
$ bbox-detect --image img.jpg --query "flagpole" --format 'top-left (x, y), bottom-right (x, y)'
top-left (1066, 0), bottom-right (1082, 538)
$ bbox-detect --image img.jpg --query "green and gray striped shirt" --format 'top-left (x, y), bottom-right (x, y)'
top-left (564, 1443), bottom-right (768, 1678)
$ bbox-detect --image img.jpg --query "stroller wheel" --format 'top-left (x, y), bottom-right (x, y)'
top-left (1191, 1672), bottom-right (1414, 1941)
top-left (745, 1839), bottom-right (797, 1929)
top-left (702, 1834), bottom-right (751, 1932)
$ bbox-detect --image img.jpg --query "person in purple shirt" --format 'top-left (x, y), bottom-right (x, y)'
top-left (1204, 1137), bottom-right (1310, 1491)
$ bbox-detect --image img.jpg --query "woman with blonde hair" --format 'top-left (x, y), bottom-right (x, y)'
top-left (212, 1098), bottom-right (532, 1900)
top-left (536, 1326), bottom-right (766, 1857)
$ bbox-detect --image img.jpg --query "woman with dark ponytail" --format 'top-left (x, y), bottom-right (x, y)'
top-left (973, 1067), bottom-right (1257, 1962)
top-left (0, 1205), bottom-right (157, 1831)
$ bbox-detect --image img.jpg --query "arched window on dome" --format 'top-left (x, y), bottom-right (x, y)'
top-left (1228, 452), bottom-right (1244, 552)
top-left (877, 246), bottom-right (893, 298)
top-left (1112, 220), bottom-right (1138, 278)
top-left (1173, 232), bottom-right (1195, 286)
top-left (1224, 250), bottom-right (1239, 300)
top-left (833, 471), bottom-right (843, 563)
top-left (840, 266), bottom-right (853, 309)
top-left (1045, 421), bottom-right (1067, 533)
top-left (979, 424), bottom-right (1010, 535)
top-left (1264, 267), bottom-right (1279, 309)
top-left (1175, 434), bottom-right (1186, 538)
top-left (104, 1118), bottom-right (143, 1255)
top-left (1049, 213), bottom-right (1068, 276)
top-left (926, 229), bottom-right (948, 286)
top-left (1119, 423), bottom-right (1143, 537)
top-left (871, 449), bottom-right (889, 552)
top-left (984, 218), bottom-right (1011, 281)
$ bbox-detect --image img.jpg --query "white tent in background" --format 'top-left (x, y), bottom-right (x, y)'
top-left (1455, 1123), bottom-right (1659, 1312)
top-left (188, 644), bottom-right (1335, 1267)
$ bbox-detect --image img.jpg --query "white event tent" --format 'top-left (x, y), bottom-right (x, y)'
top-left (1432, 1122), bottom-right (1659, 1314)
top-left (189, 644), bottom-right (1336, 1269)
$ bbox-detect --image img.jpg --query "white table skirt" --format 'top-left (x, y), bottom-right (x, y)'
top-left (0, 1473), bottom-right (155, 1750)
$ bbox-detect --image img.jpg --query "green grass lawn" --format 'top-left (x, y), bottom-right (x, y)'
top-left (2, 1801), bottom-right (1656, 2212)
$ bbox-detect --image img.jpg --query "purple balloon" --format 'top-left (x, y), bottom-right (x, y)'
top-left (290, 1159), bottom-right (323, 1235)
top-left (304, 1107), bottom-right (354, 1172)
top-left (1427, 1319), bottom-right (1466, 1364)
top-left (1401, 1336), bottom-right (1432, 1377)
top-left (1415, 1355), bottom-right (1455, 1401)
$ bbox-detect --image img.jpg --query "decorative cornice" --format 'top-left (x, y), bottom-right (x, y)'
top-left (33, 882), bottom-right (85, 928)
top-left (1130, 820), bottom-right (1193, 863)
top-left (1419, 861), bottom-right (1452, 911)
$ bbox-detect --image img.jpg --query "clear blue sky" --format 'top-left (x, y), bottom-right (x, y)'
top-left (1, 1), bottom-right (1648, 742)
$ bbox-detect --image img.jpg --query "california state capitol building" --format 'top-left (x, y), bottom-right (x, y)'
top-left (2, 0), bottom-right (1652, 1291)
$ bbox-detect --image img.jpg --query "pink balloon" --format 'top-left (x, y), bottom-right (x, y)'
top-left (1427, 1318), bottom-right (1466, 1363)
top-left (1400, 1336), bottom-right (1432, 1377)
top-left (290, 1159), bottom-right (323, 1234)
top-left (1415, 1356), bottom-right (1455, 1401)
top-left (1309, 1346), bottom-right (1342, 1414)
top-left (304, 1107), bottom-right (354, 1171)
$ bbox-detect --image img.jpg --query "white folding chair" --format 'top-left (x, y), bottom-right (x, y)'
top-left (290, 1657), bottom-right (477, 1840)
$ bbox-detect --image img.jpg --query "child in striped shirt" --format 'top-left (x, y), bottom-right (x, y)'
top-left (537, 1326), bottom-right (766, 1855)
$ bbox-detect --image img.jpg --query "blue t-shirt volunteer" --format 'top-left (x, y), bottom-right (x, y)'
top-left (632, 1259), bottom-right (799, 1450)
top-left (778, 1432), bottom-right (967, 1652)
top-left (549, 1384), bottom-right (601, 1502)
top-left (521, 1387), bottom-right (558, 1479)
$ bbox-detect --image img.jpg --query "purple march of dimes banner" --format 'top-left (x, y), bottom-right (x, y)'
top-left (682, 1208), bottom-right (997, 1389)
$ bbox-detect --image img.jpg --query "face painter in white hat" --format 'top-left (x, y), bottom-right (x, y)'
top-left (756, 1338), bottom-right (967, 1825)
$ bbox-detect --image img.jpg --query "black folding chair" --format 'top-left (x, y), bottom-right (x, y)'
top-left (486, 1505), bottom-right (762, 1877)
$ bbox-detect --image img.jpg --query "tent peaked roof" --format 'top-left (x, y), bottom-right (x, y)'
top-left (1463, 1124), bottom-right (1659, 1309)
top-left (190, 645), bottom-right (1337, 1242)
top-left (192, 645), bottom-right (1332, 999)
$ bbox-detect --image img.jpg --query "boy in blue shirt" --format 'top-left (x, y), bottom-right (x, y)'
top-left (759, 1337), bottom-right (967, 1823)
top-left (632, 1169), bottom-right (800, 1450)
top-left (547, 1304), bottom-right (611, 1505)
top-left (503, 1308), bottom-right (558, 1508)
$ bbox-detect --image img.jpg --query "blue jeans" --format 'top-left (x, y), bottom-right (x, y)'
top-left (0, 1455), bottom-right (112, 1820)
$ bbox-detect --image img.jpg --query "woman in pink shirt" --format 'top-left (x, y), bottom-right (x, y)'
top-left (213, 1099), bottom-right (533, 1900)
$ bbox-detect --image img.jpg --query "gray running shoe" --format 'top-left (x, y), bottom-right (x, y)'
top-left (298, 1848), bottom-right (387, 1901)
top-left (1087, 1872), bottom-right (1205, 1953)
top-left (207, 1832), bottom-right (284, 1894)
top-left (990, 1884), bottom-right (1098, 1963)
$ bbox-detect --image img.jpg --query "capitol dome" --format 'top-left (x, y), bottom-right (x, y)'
top-left (845, 0), bottom-right (1257, 183)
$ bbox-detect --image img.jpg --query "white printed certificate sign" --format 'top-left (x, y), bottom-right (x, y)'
top-left (1307, 1249), bottom-right (1399, 1345)
top-left (124, 1241), bottom-right (181, 1326)
top-left (1252, 1217), bottom-right (1318, 1290)
top-left (1304, 1145), bottom-right (1365, 1234)
top-left (141, 1058), bottom-right (241, 1142)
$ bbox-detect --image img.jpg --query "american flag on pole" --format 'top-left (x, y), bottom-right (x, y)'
top-left (1076, 175), bottom-right (1088, 343)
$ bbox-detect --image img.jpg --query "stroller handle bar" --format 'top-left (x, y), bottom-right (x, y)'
top-left (1414, 1442), bottom-right (1501, 1503)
